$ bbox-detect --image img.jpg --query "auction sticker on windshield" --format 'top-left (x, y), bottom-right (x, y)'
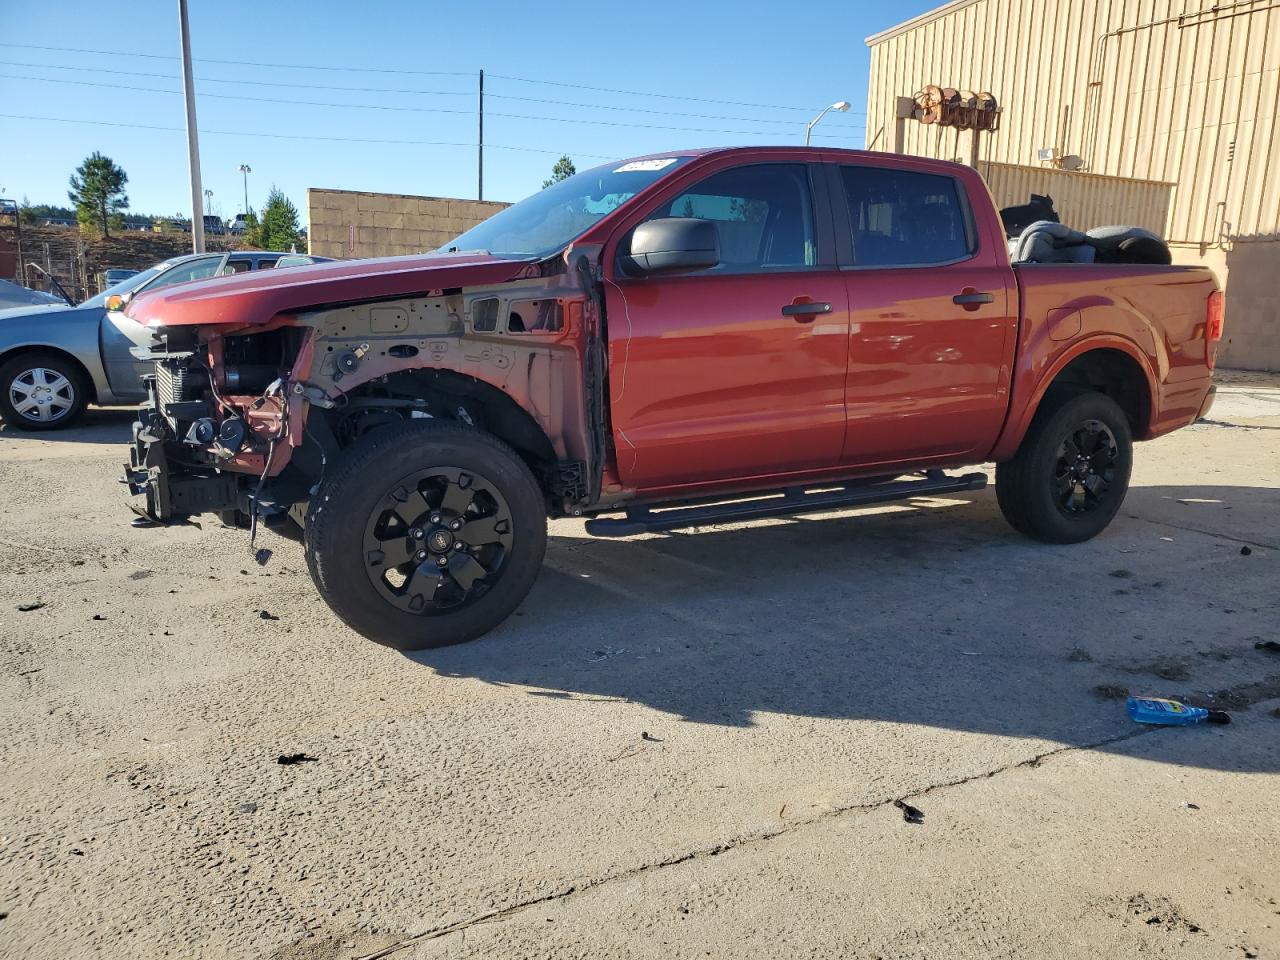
top-left (613, 158), bottom-right (679, 173)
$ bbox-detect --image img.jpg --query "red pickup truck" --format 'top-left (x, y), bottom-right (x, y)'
top-left (124, 148), bottom-right (1222, 649)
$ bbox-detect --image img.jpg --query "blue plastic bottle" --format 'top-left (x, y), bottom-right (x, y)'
top-left (1126, 696), bottom-right (1231, 726)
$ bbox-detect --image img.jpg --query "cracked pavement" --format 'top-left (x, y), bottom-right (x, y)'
top-left (1, 370), bottom-right (1278, 959)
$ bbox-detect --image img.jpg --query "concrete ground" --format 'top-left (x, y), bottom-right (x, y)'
top-left (1, 372), bottom-right (1278, 960)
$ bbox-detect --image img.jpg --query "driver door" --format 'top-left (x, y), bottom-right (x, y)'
top-left (604, 161), bottom-right (849, 492)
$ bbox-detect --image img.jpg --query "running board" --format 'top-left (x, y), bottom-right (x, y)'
top-left (583, 471), bottom-right (988, 537)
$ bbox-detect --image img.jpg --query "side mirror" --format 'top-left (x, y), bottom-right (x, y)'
top-left (623, 217), bottom-right (719, 275)
top-left (105, 293), bottom-right (130, 312)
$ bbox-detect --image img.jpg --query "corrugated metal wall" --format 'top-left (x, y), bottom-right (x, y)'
top-left (980, 161), bottom-right (1175, 232)
top-left (866, 0), bottom-right (1280, 245)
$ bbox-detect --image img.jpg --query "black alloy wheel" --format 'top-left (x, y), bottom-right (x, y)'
top-left (1052, 419), bottom-right (1120, 516)
top-left (364, 467), bottom-right (515, 614)
top-left (306, 420), bottom-right (547, 650)
top-left (995, 390), bottom-right (1133, 544)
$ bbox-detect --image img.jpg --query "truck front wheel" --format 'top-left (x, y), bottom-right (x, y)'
top-left (995, 390), bottom-right (1133, 544)
top-left (305, 421), bottom-right (547, 650)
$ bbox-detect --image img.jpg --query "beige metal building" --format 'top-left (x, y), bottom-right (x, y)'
top-left (866, 0), bottom-right (1280, 369)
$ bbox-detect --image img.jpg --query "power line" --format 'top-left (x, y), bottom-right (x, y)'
top-left (0, 72), bottom-right (864, 140)
top-left (0, 40), bottom-right (856, 113)
top-left (486, 72), bottom-right (829, 113)
top-left (0, 112), bottom-right (620, 159)
top-left (0, 59), bottom-right (474, 98)
top-left (0, 41), bottom-right (470, 77)
top-left (0, 58), bottom-right (867, 124)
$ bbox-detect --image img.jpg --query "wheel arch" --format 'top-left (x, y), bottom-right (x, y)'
top-left (992, 336), bottom-right (1158, 462)
top-left (338, 366), bottom-right (559, 485)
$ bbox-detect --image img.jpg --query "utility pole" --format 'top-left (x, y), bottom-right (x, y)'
top-left (477, 69), bottom-right (484, 201)
top-left (239, 163), bottom-right (251, 214)
top-left (178, 0), bottom-right (205, 253)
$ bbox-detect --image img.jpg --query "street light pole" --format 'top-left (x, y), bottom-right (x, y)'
top-left (204, 188), bottom-right (213, 216)
top-left (239, 164), bottom-right (252, 214)
top-left (805, 100), bottom-right (852, 146)
top-left (178, 0), bottom-right (205, 253)
top-left (477, 69), bottom-right (484, 201)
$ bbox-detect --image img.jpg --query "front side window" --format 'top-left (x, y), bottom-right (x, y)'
top-left (644, 163), bottom-right (816, 271)
top-left (840, 166), bottom-right (972, 267)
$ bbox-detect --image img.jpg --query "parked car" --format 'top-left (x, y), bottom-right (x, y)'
top-left (101, 269), bottom-right (139, 288)
top-left (228, 213), bottom-right (249, 235)
top-left (203, 215), bottom-right (227, 236)
top-left (0, 251), bottom-right (330, 429)
top-left (122, 147), bottom-right (1222, 650)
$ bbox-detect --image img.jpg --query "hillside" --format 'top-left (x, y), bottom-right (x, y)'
top-left (0, 223), bottom-right (248, 302)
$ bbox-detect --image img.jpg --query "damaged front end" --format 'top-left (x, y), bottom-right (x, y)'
top-left (124, 322), bottom-right (320, 526)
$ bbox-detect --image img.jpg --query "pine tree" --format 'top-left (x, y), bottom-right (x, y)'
top-left (542, 155), bottom-right (577, 189)
top-left (256, 187), bottom-right (301, 251)
top-left (68, 152), bottom-right (129, 237)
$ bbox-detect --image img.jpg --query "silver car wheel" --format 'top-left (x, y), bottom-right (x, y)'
top-left (9, 367), bottom-right (76, 423)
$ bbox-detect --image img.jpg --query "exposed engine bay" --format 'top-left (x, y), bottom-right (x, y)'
top-left (124, 265), bottom-right (604, 528)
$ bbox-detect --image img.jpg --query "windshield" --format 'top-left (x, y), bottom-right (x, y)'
top-left (81, 264), bottom-right (166, 308)
top-left (440, 156), bottom-right (692, 259)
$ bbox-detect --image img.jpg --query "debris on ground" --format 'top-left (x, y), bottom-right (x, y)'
top-left (1254, 640), bottom-right (1280, 654)
top-left (1126, 696), bottom-right (1230, 726)
top-left (276, 753), bottom-right (318, 766)
top-left (1093, 684), bottom-right (1129, 700)
top-left (1184, 802), bottom-right (1200, 810)
top-left (236, 802), bottom-right (257, 814)
top-left (587, 646), bottom-right (626, 662)
top-left (91, 614), bottom-right (106, 621)
top-left (16, 602), bottom-right (45, 612)
top-left (1109, 569), bottom-right (1134, 579)
top-left (893, 799), bottom-right (925, 825)
top-left (1125, 892), bottom-right (1204, 934)
top-left (258, 610), bottom-right (279, 621)
top-left (641, 732), bottom-right (663, 742)
top-left (255, 548), bottom-right (273, 567)
top-left (1240, 546), bottom-right (1253, 556)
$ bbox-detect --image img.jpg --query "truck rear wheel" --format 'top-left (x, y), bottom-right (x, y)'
top-left (305, 421), bottom-right (547, 650)
top-left (995, 390), bottom-right (1133, 544)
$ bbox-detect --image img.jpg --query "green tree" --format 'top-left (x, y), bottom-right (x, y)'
top-left (239, 209), bottom-right (263, 248)
top-left (541, 155), bottom-right (576, 189)
top-left (68, 152), bottom-right (129, 237)
top-left (254, 187), bottom-right (301, 251)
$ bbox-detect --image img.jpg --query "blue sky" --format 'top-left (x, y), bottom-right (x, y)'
top-left (0, 0), bottom-right (939, 219)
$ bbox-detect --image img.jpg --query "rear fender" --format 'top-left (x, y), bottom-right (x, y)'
top-left (989, 332), bottom-right (1159, 462)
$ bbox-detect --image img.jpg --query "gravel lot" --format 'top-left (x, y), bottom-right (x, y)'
top-left (2, 372), bottom-right (1278, 960)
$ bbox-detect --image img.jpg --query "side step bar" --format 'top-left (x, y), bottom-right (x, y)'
top-left (583, 471), bottom-right (988, 538)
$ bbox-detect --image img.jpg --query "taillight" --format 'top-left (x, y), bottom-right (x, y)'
top-left (1206, 290), bottom-right (1225, 369)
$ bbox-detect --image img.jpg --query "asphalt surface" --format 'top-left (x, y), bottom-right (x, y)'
top-left (1, 371), bottom-right (1278, 959)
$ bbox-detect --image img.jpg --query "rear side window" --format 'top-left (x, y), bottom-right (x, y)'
top-left (646, 163), bottom-right (816, 270)
top-left (840, 166), bottom-right (973, 267)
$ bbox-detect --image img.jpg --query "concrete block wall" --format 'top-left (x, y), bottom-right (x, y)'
top-left (307, 189), bottom-right (509, 260)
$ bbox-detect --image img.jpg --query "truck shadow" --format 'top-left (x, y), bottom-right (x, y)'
top-left (411, 482), bottom-right (1279, 772)
top-left (0, 407), bottom-right (135, 445)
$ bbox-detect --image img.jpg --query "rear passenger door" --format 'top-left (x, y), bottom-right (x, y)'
top-left (831, 161), bottom-right (1016, 467)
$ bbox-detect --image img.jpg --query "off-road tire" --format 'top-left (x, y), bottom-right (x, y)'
top-left (996, 390), bottom-right (1133, 544)
top-left (0, 351), bottom-right (89, 430)
top-left (305, 421), bottom-right (547, 650)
